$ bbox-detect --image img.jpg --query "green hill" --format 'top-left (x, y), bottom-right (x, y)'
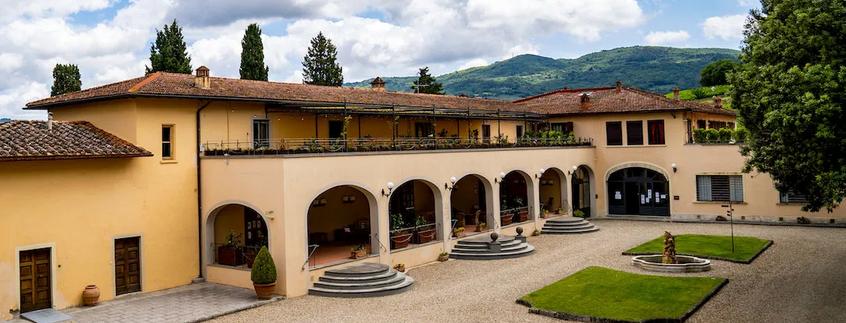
top-left (346, 46), bottom-right (740, 99)
top-left (665, 85), bottom-right (733, 109)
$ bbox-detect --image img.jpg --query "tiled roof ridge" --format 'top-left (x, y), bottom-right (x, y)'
top-left (512, 86), bottom-right (617, 103)
top-left (128, 72), bottom-right (162, 93)
top-left (26, 75), bottom-right (148, 107)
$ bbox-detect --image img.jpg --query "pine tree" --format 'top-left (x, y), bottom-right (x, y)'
top-left (411, 67), bottom-right (444, 94)
top-left (51, 64), bottom-right (81, 96)
top-left (301, 32), bottom-right (343, 86)
top-left (240, 23), bottom-right (269, 81)
top-left (146, 20), bottom-right (192, 74)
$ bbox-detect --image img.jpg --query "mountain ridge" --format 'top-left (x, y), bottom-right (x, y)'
top-left (346, 46), bottom-right (740, 99)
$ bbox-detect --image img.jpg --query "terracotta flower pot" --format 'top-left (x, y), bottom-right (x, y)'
top-left (500, 214), bottom-right (513, 225)
top-left (415, 229), bottom-right (436, 244)
top-left (390, 232), bottom-right (413, 249)
top-left (82, 285), bottom-right (100, 306)
top-left (253, 282), bottom-right (276, 300)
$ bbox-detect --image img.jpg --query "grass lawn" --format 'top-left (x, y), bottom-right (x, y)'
top-left (623, 234), bottom-right (772, 263)
top-left (519, 266), bottom-right (726, 322)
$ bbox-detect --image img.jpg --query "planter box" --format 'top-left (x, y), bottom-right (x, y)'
top-left (518, 210), bottom-right (529, 222)
top-left (500, 214), bottom-right (513, 225)
top-left (217, 246), bottom-right (243, 266)
top-left (415, 228), bottom-right (437, 244)
top-left (391, 232), bottom-right (413, 249)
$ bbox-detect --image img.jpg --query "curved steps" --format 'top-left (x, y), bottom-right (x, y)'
top-left (450, 234), bottom-right (535, 260)
top-left (541, 217), bottom-right (599, 234)
top-left (309, 263), bottom-right (414, 297)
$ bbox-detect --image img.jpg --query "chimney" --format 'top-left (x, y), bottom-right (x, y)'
top-left (47, 112), bottom-right (53, 131)
top-left (714, 96), bottom-right (723, 109)
top-left (370, 77), bottom-right (386, 92)
top-left (194, 66), bottom-right (210, 90)
top-left (579, 92), bottom-right (591, 109)
top-left (672, 87), bottom-right (680, 101)
top-left (615, 80), bottom-right (623, 93)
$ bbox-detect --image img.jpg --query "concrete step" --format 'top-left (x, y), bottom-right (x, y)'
top-left (455, 236), bottom-right (517, 246)
top-left (541, 227), bottom-right (599, 234)
top-left (543, 220), bottom-right (592, 227)
top-left (454, 239), bottom-right (521, 249)
top-left (544, 217), bottom-right (585, 224)
top-left (313, 272), bottom-right (409, 290)
top-left (320, 269), bottom-right (398, 284)
top-left (309, 276), bottom-right (415, 298)
top-left (449, 244), bottom-right (535, 260)
top-left (324, 263), bottom-right (389, 277)
top-left (543, 222), bottom-right (594, 230)
top-left (451, 244), bottom-right (529, 254)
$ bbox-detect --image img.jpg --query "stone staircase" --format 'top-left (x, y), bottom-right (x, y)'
top-left (449, 230), bottom-right (535, 260)
top-left (308, 263), bottom-right (414, 297)
top-left (541, 217), bottom-right (599, 234)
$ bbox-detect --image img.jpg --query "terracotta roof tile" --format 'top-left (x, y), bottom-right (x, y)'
top-left (0, 120), bottom-right (152, 162)
top-left (514, 86), bottom-right (736, 116)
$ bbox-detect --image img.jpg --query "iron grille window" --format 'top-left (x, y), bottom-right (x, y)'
top-left (647, 120), bottom-right (665, 145)
top-left (780, 191), bottom-right (809, 203)
top-left (626, 120), bottom-right (643, 145)
top-left (697, 175), bottom-right (743, 202)
top-left (606, 121), bottom-right (622, 146)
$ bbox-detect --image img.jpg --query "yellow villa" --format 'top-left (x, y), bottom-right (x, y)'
top-left (2, 67), bottom-right (843, 319)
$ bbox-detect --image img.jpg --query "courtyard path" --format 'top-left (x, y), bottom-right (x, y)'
top-left (213, 220), bottom-right (846, 323)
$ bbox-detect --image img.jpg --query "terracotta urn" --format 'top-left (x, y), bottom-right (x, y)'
top-left (82, 285), bottom-right (100, 306)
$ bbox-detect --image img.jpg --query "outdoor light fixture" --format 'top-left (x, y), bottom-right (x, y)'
top-left (672, 163), bottom-right (678, 173)
top-left (445, 176), bottom-right (458, 190)
top-left (535, 168), bottom-right (546, 178)
top-left (569, 165), bottom-right (578, 175)
top-left (382, 182), bottom-right (395, 197)
top-left (494, 172), bottom-right (506, 184)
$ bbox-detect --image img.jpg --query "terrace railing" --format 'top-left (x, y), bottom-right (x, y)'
top-left (202, 136), bottom-right (593, 156)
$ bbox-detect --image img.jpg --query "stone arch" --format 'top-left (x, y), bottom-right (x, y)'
top-left (449, 174), bottom-right (495, 237)
top-left (306, 184), bottom-right (379, 268)
top-left (205, 202), bottom-right (270, 267)
top-left (539, 167), bottom-right (568, 216)
top-left (498, 170), bottom-right (536, 224)
top-left (387, 178), bottom-right (445, 249)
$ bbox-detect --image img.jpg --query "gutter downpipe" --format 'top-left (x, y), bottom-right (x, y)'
top-left (195, 100), bottom-right (212, 280)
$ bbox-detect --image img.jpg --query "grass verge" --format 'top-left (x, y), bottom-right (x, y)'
top-left (518, 266), bottom-right (727, 322)
top-left (623, 234), bottom-right (772, 263)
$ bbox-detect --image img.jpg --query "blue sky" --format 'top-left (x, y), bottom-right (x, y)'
top-left (0, 0), bottom-right (758, 119)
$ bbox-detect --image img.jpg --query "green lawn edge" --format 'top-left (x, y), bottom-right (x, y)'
top-left (517, 266), bottom-right (729, 323)
top-left (621, 234), bottom-right (773, 264)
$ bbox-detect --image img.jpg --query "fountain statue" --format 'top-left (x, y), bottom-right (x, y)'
top-left (662, 231), bottom-right (677, 264)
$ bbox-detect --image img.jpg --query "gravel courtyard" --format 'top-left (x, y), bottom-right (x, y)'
top-left (213, 220), bottom-right (846, 323)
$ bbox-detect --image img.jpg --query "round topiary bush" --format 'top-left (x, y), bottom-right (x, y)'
top-left (251, 246), bottom-right (277, 284)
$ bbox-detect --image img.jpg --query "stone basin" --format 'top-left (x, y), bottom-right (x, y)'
top-left (631, 255), bottom-right (711, 273)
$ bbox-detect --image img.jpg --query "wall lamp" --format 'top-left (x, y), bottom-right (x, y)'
top-left (568, 165), bottom-right (577, 175)
top-left (494, 172), bottom-right (506, 184)
top-left (535, 168), bottom-right (546, 179)
top-left (445, 176), bottom-right (458, 191)
top-left (381, 182), bottom-right (395, 197)
top-left (672, 163), bottom-right (678, 173)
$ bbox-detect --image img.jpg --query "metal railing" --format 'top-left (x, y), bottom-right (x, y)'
top-left (303, 244), bottom-right (319, 270)
top-left (202, 136), bottom-right (593, 156)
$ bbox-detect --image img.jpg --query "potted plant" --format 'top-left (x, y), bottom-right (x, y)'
top-left (217, 231), bottom-right (243, 266)
top-left (390, 214), bottom-right (413, 249)
top-left (350, 244), bottom-right (367, 259)
top-left (414, 216), bottom-right (437, 244)
top-left (452, 227), bottom-right (465, 237)
top-left (250, 246), bottom-right (276, 300)
top-left (438, 252), bottom-right (449, 262)
top-left (500, 211), bottom-right (513, 225)
top-left (573, 209), bottom-right (586, 218)
top-left (393, 263), bottom-right (406, 272)
top-left (478, 222), bottom-right (487, 232)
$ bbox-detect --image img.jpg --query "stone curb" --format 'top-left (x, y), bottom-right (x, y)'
top-left (186, 296), bottom-right (284, 323)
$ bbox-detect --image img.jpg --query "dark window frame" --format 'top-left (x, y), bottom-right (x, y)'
top-left (626, 120), bottom-right (643, 145)
top-left (252, 119), bottom-right (269, 148)
top-left (161, 125), bottom-right (174, 160)
top-left (647, 120), bottom-right (665, 145)
top-left (605, 121), bottom-right (623, 146)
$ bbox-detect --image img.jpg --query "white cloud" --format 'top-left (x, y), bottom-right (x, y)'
top-left (644, 30), bottom-right (690, 45)
top-left (458, 58), bottom-right (489, 71)
top-left (703, 14), bottom-right (747, 40)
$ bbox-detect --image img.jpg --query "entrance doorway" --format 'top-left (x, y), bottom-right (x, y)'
top-left (115, 237), bottom-right (141, 295)
top-left (19, 248), bottom-right (51, 312)
top-left (607, 167), bottom-right (670, 216)
top-left (571, 165), bottom-right (593, 217)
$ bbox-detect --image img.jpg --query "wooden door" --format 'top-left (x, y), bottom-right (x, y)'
top-left (20, 248), bottom-right (51, 312)
top-left (115, 237), bottom-right (141, 295)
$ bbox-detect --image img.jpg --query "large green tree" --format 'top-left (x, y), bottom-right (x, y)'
top-left (240, 23), bottom-right (269, 81)
top-left (700, 59), bottom-right (737, 86)
top-left (146, 20), bottom-right (192, 74)
top-left (411, 67), bottom-right (444, 94)
top-left (301, 32), bottom-right (343, 86)
top-left (51, 64), bottom-right (81, 96)
top-left (730, 0), bottom-right (846, 212)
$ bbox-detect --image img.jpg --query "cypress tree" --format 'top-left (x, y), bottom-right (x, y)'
top-left (240, 23), bottom-right (269, 81)
top-left (146, 20), bottom-right (192, 74)
top-left (51, 64), bottom-right (82, 96)
top-left (411, 67), bottom-right (444, 94)
top-left (301, 32), bottom-right (343, 86)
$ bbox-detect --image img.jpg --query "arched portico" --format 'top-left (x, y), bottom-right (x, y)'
top-left (539, 168), bottom-right (568, 216)
top-left (449, 174), bottom-right (494, 238)
top-left (607, 166), bottom-right (670, 216)
top-left (498, 170), bottom-right (534, 225)
top-left (206, 203), bottom-right (270, 268)
top-left (388, 179), bottom-right (444, 250)
top-left (306, 185), bottom-right (379, 268)
top-left (571, 165), bottom-right (596, 217)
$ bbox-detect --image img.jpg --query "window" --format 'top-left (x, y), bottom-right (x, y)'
top-left (696, 120), bottom-right (706, 129)
top-left (516, 125), bottom-right (524, 138)
top-left (252, 119), bottom-right (269, 148)
top-left (161, 125), bottom-right (173, 159)
top-left (709, 121), bottom-right (728, 129)
top-left (647, 120), bottom-right (665, 145)
top-left (415, 122), bottom-right (434, 137)
top-left (605, 121), bottom-right (622, 146)
top-left (697, 175), bottom-right (743, 202)
top-left (328, 120), bottom-right (343, 139)
top-left (551, 122), bottom-right (574, 134)
top-left (779, 190), bottom-right (809, 203)
top-left (626, 120), bottom-right (643, 145)
top-left (481, 124), bottom-right (491, 142)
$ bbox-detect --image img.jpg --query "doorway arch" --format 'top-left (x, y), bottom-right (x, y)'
top-left (539, 168), bottom-right (567, 216)
top-left (206, 203), bottom-right (269, 268)
top-left (306, 185), bottom-right (378, 268)
top-left (571, 165), bottom-right (595, 217)
top-left (449, 174), bottom-right (494, 238)
top-left (499, 170), bottom-right (534, 225)
top-left (388, 179), bottom-right (443, 250)
top-left (607, 167), bottom-right (670, 216)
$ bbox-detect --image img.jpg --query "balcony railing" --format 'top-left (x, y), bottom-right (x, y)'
top-left (202, 136), bottom-right (593, 156)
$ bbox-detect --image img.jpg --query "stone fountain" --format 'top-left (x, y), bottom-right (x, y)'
top-left (632, 231), bottom-right (711, 273)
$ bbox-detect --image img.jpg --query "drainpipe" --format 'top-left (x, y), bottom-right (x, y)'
top-left (195, 100), bottom-right (212, 280)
